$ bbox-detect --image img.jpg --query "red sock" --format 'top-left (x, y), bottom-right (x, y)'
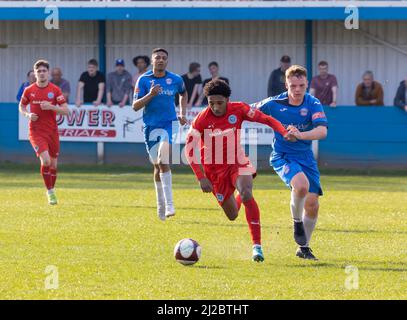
top-left (40, 165), bottom-right (53, 190)
top-left (235, 194), bottom-right (242, 212)
top-left (243, 197), bottom-right (261, 245)
top-left (50, 168), bottom-right (57, 189)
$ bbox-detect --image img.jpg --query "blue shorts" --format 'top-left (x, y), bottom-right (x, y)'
top-left (271, 151), bottom-right (323, 196)
top-left (143, 121), bottom-right (179, 159)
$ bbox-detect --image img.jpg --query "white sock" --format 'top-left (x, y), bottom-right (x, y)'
top-left (154, 180), bottom-right (165, 213)
top-left (290, 191), bottom-right (306, 222)
top-left (303, 214), bottom-right (318, 247)
top-left (47, 188), bottom-right (55, 195)
top-left (159, 171), bottom-right (174, 211)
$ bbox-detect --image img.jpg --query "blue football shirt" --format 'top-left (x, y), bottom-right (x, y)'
top-left (134, 70), bottom-right (186, 126)
top-left (251, 92), bottom-right (328, 155)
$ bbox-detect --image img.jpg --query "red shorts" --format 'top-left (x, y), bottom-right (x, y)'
top-left (29, 131), bottom-right (60, 158)
top-left (204, 160), bottom-right (257, 206)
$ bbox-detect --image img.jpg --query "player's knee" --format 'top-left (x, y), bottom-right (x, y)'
top-left (41, 158), bottom-right (51, 167)
top-left (158, 163), bottom-right (170, 173)
top-left (293, 184), bottom-right (308, 198)
top-left (227, 212), bottom-right (238, 221)
top-left (291, 174), bottom-right (310, 198)
top-left (239, 188), bottom-right (253, 202)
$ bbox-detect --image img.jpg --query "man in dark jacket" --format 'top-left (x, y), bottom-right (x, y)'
top-left (267, 55), bottom-right (291, 97)
top-left (393, 77), bottom-right (407, 112)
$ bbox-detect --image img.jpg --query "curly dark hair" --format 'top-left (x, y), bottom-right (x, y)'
top-left (133, 55), bottom-right (151, 67)
top-left (203, 79), bottom-right (231, 98)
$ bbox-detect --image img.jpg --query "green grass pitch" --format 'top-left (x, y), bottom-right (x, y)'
top-left (0, 164), bottom-right (406, 299)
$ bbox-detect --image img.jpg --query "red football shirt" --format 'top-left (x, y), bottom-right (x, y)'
top-left (20, 82), bottom-right (66, 133)
top-left (186, 102), bottom-right (287, 179)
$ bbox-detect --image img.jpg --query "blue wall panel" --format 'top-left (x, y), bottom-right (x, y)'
top-left (0, 104), bottom-right (97, 164)
top-left (320, 107), bottom-right (407, 169)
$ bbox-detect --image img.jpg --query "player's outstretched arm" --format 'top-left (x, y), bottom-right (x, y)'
top-left (287, 125), bottom-right (327, 141)
top-left (244, 104), bottom-right (288, 137)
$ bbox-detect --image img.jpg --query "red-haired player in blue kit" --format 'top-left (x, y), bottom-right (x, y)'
top-left (185, 79), bottom-right (293, 262)
top-left (252, 65), bottom-right (328, 260)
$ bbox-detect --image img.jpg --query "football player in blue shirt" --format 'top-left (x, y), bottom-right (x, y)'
top-left (133, 48), bottom-right (188, 221)
top-left (252, 65), bottom-right (328, 260)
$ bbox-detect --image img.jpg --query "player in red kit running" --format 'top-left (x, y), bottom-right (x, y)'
top-left (19, 60), bottom-right (69, 205)
top-left (185, 79), bottom-right (293, 262)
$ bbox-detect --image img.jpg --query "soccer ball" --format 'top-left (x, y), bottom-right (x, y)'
top-left (174, 238), bottom-right (201, 266)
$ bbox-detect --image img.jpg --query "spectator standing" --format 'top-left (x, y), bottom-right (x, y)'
top-left (393, 76), bottom-right (407, 112)
top-left (75, 59), bottom-right (105, 107)
top-left (267, 55), bottom-right (291, 97)
top-left (132, 55), bottom-right (150, 87)
top-left (50, 67), bottom-right (71, 103)
top-left (180, 62), bottom-right (202, 108)
top-left (106, 59), bottom-right (133, 107)
top-left (16, 70), bottom-right (36, 102)
top-left (197, 61), bottom-right (229, 106)
top-left (355, 71), bottom-right (384, 106)
top-left (310, 61), bottom-right (338, 107)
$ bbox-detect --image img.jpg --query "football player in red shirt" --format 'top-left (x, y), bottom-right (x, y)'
top-left (185, 79), bottom-right (293, 262)
top-left (19, 60), bottom-right (69, 205)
